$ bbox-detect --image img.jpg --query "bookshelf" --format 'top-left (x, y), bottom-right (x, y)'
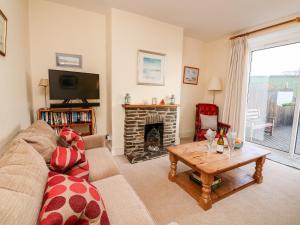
top-left (38, 107), bottom-right (95, 136)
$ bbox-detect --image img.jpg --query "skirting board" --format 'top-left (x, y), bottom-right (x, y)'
top-left (111, 146), bottom-right (124, 156)
top-left (179, 130), bottom-right (194, 139)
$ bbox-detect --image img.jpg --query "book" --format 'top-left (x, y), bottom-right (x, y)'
top-left (189, 171), bottom-right (222, 190)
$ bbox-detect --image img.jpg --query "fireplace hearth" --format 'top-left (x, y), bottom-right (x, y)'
top-left (122, 104), bottom-right (178, 163)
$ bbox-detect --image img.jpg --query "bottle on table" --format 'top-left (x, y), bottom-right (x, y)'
top-left (217, 129), bottom-right (224, 154)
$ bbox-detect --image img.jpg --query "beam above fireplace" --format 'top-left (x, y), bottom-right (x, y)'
top-left (122, 104), bottom-right (179, 109)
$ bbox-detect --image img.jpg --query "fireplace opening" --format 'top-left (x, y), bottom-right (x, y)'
top-left (144, 123), bottom-right (164, 152)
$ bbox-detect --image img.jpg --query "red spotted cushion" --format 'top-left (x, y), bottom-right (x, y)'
top-left (59, 128), bottom-right (85, 153)
top-left (39, 172), bottom-right (110, 225)
top-left (50, 146), bottom-right (85, 173)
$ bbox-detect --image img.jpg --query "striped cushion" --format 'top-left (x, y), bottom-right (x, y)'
top-left (50, 146), bottom-right (84, 173)
top-left (67, 160), bottom-right (90, 181)
top-left (59, 128), bottom-right (85, 154)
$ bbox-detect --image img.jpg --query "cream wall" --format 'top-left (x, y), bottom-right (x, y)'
top-left (179, 37), bottom-right (231, 138)
top-left (0, 0), bottom-right (31, 148)
top-left (109, 9), bottom-right (184, 155)
top-left (203, 38), bottom-right (231, 117)
top-left (28, 0), bottom-right (107, 135)
top-left (180, 37), bottom-right (205, 138)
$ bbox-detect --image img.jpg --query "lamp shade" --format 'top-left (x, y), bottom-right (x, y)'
top-left (207, 77), bottom-right (222, 91)
top-left (39, 78), bottom-right (49, 87)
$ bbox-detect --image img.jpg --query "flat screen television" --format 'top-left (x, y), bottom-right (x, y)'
top-left (49, 69), bottom-right (100, 100)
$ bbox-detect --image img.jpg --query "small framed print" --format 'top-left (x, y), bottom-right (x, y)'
top-left (0, 9), bottom-right (7, 56)
top-left (183, 66), bottom-right (199, 85)
top-left (56, 53), bottom-right (82, 68)
top-left (137, 50), bottom-right (165, 86)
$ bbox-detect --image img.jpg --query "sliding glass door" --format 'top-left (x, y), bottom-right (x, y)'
top-left (245, 42), bottom-right (300, 155)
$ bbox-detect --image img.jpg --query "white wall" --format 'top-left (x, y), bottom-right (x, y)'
top-left (28, 0), bottom-right (107, 135)
top-left (0, 0), bottom-right (31, 148)
top-left (180, 37), bottom-right (205, 138)
top-left (109, 9), bottom-right (184, 155)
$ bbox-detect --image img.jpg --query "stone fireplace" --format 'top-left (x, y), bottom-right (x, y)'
top-left (122, 104), bottom-right (178, 163)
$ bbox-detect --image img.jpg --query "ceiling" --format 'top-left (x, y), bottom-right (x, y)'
top-left (48, 0), bottom-right (300, 41)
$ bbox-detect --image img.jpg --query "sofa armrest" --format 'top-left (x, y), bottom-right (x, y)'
top-left (83, 135), bottom-right (106, 150)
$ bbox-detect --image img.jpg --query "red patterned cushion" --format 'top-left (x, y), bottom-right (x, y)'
top-left (50, 146), bottom-right (84, 173)
top-left (66, 160), bottom-right (89, 181)
top-left (59, 128), bottom-right (85, 153)
top-left (39, 172), bottom-right (110, 225)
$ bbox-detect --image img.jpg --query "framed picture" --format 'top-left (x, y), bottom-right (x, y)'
top-left (0, 9), bottom-right (7, 56)
top-left (137, 50), bottom-right (165, 86)
top-left (56, 53), bottom-right (82, 68)
top-left (183, 66), bottom-right (199, 85)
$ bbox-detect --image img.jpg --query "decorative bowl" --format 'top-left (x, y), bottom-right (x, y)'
top-left (234, 142), bottom-right (243, 149)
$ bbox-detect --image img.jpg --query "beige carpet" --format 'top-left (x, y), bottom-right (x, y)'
top-left (114, 152), bottom-right (300, 225)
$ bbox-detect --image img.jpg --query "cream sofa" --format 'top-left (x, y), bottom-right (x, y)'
top-left (0, 121), bottom-right (156, 225)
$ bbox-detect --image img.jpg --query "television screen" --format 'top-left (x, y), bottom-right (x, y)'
top-left (49, 69), bottom-right (100, 100)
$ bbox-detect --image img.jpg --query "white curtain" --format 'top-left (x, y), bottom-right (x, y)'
top-left (222, 37), bottom-right (249, 137)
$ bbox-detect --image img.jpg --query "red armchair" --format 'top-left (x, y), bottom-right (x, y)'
top-left (194, 103), bottom-right (231, 141)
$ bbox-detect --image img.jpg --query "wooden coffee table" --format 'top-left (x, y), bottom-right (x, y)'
top-left (168, 141), bottom-right (270, 210)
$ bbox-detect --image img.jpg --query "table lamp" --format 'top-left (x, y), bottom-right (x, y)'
top-left (208, 77), bottom-right (222, 104)
top-left (39, 78), bottom-right (49, 109)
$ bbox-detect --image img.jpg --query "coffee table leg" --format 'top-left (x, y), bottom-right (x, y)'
top-left (198, 172), bottom-right (214, 210)
top-left (168, 153), bottom-right (178, 182)
top-left (253, 156), bottom-right (266, 184)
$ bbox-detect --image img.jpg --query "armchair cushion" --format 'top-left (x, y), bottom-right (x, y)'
top-left (200, 114), bottom-right (217, 130)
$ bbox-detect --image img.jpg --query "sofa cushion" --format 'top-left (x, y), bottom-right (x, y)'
top-left (39, 172), bottom-right (110, 225)
top-left (92, 175), bottom-right (156, 225)
top-left (0, 139), bottom-right (49, 225)
top-left (15, 120), bottom-right (58, 162)
top-left (50, 146), bottom-right (84, 172)
top-left (66, 159), bottom-right (90, 181)
top-left (85, 147), bottom-right (120, 181)
top-left (59, 127), bottom-right (85, 153)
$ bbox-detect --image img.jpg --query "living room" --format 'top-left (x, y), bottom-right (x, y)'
top-left (1, 0), bottom-right (300, 225)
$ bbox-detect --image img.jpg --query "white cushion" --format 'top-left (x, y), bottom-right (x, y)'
top-left (200, 114), bottom-right (218, 130)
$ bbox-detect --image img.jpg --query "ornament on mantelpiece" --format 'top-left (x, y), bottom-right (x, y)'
top-left (170, 94), bottom-right (175, 105)
top-left (159, 99), bottom-right (165, 105)
top-left (152, 97), bottom-right (157, 105)
top-left (124, 93), bottom-right (131, 105)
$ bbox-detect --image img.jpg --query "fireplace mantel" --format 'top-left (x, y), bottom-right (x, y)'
top-left (122, 104), bottom-right (179, 109)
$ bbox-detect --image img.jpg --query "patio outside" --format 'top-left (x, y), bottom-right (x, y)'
top-left (245, 74), bottom-right (300, 154)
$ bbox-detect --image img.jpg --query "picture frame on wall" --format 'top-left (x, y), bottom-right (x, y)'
top-left (183, 66), bottom-right (199, 85)
top-left (0, 9), bottom-right (7, 56)
top-left (56, 53), bottom-right (82, 68)
top-left (137, 50), bottom-right (165, 86)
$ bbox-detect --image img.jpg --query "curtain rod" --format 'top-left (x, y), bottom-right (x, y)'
top-left (230, 17), bottom-right (300, 40)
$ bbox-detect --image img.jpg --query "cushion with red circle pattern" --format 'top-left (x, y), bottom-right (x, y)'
top-left (59, 128), bottom-right (85, 153)
top-left (39, 172), bottom-right (110, 225)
